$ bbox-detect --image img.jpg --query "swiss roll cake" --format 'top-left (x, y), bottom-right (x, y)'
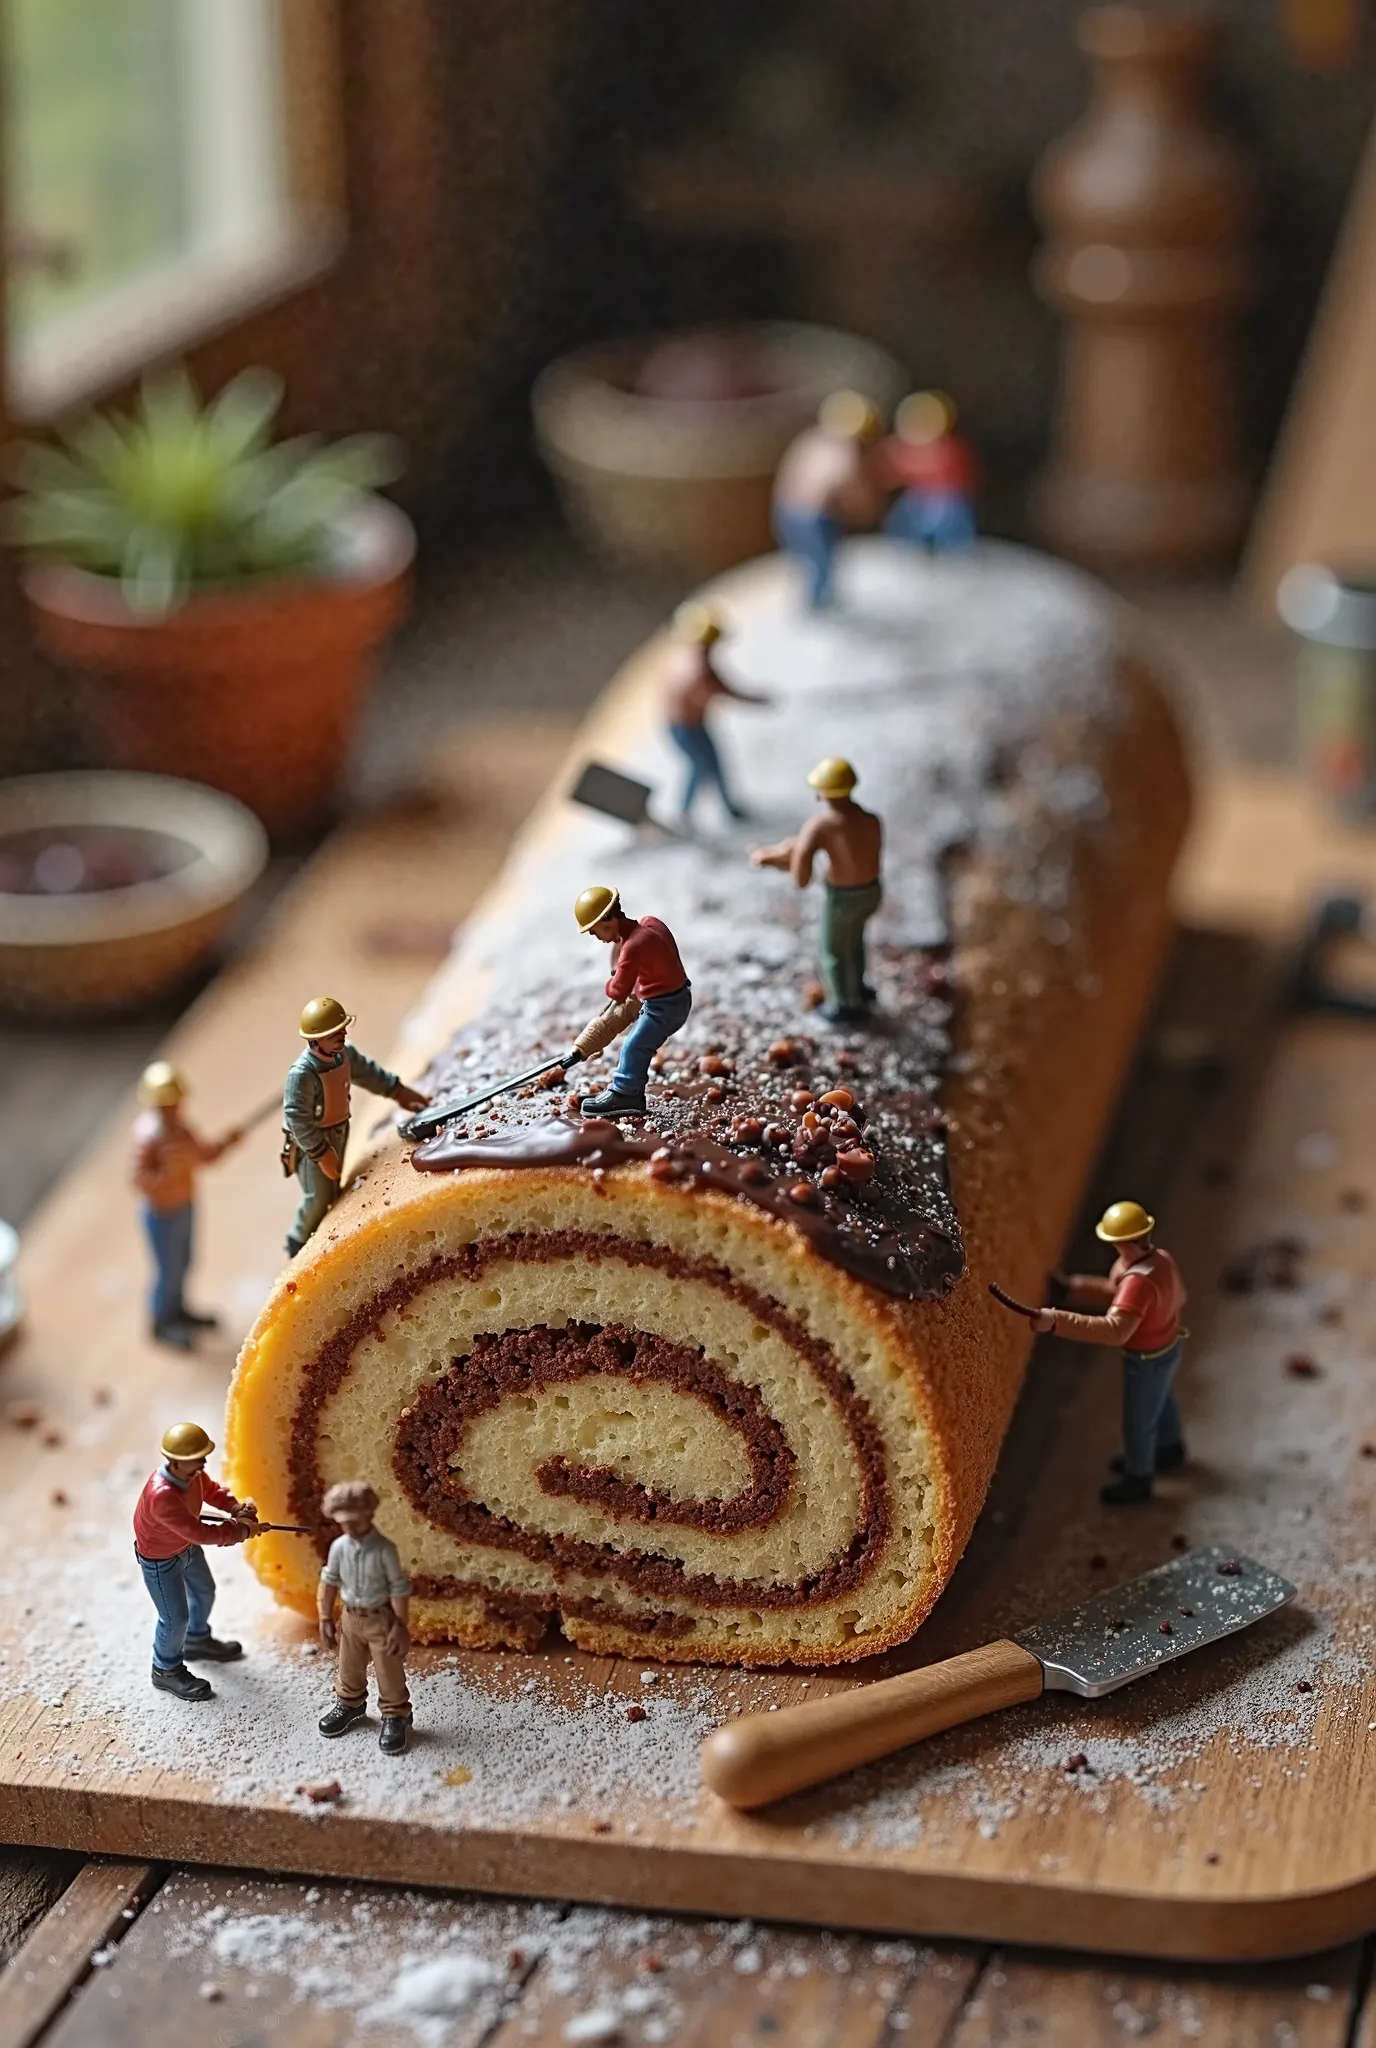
top-left (226, 540), bottom-right (1190, 1666)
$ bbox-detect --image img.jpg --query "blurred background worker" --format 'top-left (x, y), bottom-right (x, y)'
top-left (661, 602), bottom-right (770, 822)
top-left (129, 1062), bottom-right (242, 1350)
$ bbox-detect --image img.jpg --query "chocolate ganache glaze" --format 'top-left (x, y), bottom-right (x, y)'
top-left (400, 545), bottom-right (1120, 1303)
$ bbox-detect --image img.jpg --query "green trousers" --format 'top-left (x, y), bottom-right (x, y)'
top-left (820, 880), bottom-right (882, 1011)
top-left (287, 1120), bottom-right (349, 1255)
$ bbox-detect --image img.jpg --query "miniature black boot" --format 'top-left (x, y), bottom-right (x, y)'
top-left (151, 1318), bottom-right (195, 1351)
top-left (152, 1662), bottom-right (213, 1701)
top-left (579, 1087), bottom-right (647, 1118)
top-left (183, 1632), bottom-right (243, 1662)
top-left (318, 1700), bottom-right (368, 1737)
top-left (379, 1716), bottom-right (410, 1755)
top-left (179, 1309), bottom-right (221, 1331)
top-left (1100, 1472), bottom-right (1154, 1506)
top-left (820, 1005), bottom-right (868, 1026)
top-left (1110, 1442), bottom-right (1187, 1476)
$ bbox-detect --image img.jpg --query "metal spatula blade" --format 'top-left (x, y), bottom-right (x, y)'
top-left (1017, 1546), bottom-right (1296, 1698)
top-left (701, 1546), bottom-right (1298, 1810)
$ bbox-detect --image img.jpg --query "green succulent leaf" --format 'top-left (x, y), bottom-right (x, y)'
top-left (121, 524), bottom-right (188, 616)
top-left (4, 364), bottom-right (404, 609)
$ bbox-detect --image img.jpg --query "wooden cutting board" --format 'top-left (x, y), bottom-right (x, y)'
top-left (0, 733), bottom-right (1372, 1964)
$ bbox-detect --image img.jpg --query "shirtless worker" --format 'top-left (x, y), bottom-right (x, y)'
top-left (750, 758), bottom-right (883, 1024)
top-left (771, 391), bottom-right (887, 609)
top-left (1028, 1201), bottom-right (1188, 1506)
top-left (662, 603), bottom-right (770, 823)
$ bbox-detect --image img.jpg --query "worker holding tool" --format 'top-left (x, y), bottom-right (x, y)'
top-left (992, 1201), bottom-right (1188, 1507)
top-left (133, 1422), bottom-right (261, 1701)
top-left (750, 758), bottom-right (883, 1024)
top-left (130, 1061), bottom-right (246, 1350)
top-left (662, 603), bottom-right (770, 823)
top-left (282, 998), bottom-right (431, 1257)
top-left (573, 887), bottom-right (692, 1118)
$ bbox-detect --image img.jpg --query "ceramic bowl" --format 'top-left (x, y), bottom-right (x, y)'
top-left (0, 771), bottom-right (268, 1019)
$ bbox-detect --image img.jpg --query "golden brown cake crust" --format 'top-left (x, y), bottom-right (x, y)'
top-left (227, 546), bottom-right (1190, 1666)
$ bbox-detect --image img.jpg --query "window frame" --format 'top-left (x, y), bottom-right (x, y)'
top-left (3, 0), bottom-right (346, 423)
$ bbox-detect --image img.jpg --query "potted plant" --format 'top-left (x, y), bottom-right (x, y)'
top-left (4, 368), bottom-right (414, 838)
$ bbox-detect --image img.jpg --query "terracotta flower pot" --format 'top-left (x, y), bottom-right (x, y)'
top-left (22, 497), bottom-right (415, 839)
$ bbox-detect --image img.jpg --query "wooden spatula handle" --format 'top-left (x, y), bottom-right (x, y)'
top-left (700, 1639), bottom-right (1044, 1811)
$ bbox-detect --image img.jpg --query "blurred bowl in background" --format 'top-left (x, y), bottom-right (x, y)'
top-left (532, 321), bottom-right (906, 579)
top-left (0, 772), bottom-right (267, 1020)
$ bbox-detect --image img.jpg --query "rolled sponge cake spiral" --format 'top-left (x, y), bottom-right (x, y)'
top-left (226, 541), bottom-right (1189, 1667)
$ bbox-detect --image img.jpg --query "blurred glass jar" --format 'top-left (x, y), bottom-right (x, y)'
top-left (1279, 565), bottom-right (1376, 817)
top-left (0, 1219), bottom-right (20, 1347)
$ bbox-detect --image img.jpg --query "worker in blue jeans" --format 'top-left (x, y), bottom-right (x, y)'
top-left (573, 887), bottom-right (692, 1117)
top-left (1029, 1201), bottom-right (1189, 1506)
top-left (662, 603), bottom-right (769, 822)
top-left (771, 390), bottom-right (886, 610)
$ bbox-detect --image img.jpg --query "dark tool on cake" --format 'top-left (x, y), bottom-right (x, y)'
top-left (399, 1054), bottom-right (583, 1141)
top-left (701, 1547), bottom-right (1296, 1810)
top-left (989, 1281), bottom-right (1041, 1319)
top-left (398, 997), bottom-right (644, 1142)
top-left (570, 761), bottom-right (655, 829)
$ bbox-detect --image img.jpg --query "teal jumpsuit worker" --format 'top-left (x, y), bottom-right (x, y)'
top-left (283, 1042), bottom-right (405, 1256)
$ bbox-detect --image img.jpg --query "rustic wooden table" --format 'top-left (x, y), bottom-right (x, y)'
top-left (0, 560), bottom-right (1372, 2046)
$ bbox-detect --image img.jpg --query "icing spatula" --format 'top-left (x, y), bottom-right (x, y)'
top-left (701, 1547), bottom-right (1296, 1810)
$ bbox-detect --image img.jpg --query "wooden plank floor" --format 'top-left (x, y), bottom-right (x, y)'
top-left (0, 549), bottom-right (1371, 2041)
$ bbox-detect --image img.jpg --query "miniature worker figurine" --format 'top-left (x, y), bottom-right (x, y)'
top-left (130, 1061), bottom-right (243, 1349)
top-left (1030, 1201), bottom-right (1188, 1507)
top-left (772, 390), bottom-right (887, 609)
top-left (662, 602), bottom-right (770, 823)
top-left (879, 389), bottom-right (978, 554)
top-left (133, 1422), bottom-right (260, 1701)
top-left (750, 759), bottom-right (883, 1024)
top-left (316, 1481), bottom-right (412, 1755)
top-left (573, 886), bottom-right (692, 1118)
top-left (282, 998), bottom-right (430, 1257)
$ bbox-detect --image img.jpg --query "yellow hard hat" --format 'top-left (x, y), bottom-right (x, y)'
top-left (574, 884), bottom-right (621, 934)
top-left (1095, 1200), bottom-right (1156, 1243)
top-left (807, 757), bottom-right (858, 798)
top-left (895, 389), bottom-right (956, 444)
top-left (818, 389), bottom-right (882, 442)
top-left (299, 996), bottom-right (354, 1040)
top-left (161, 1421), bottom-right (214, 1460)
top-left (138, 1060), bottom-right (184, 1108)
top-left (672, 601), bottom-right (723, 646)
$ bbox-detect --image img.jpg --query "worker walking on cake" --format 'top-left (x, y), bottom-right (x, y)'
top-left (282, 998), bottom-right (430, 1256)
top-left (129, 1061), bottom-right (244, 1349)
top-left (661, 602), bottom-right (770, 823)
top-left (1029, 1201), bottom-right (1188, 1506)
top-left (750, 758), bottom-right (883, 1024)
top-left (134, 1422), bottom-right (261, 1701)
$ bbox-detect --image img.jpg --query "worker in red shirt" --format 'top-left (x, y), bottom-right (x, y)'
top-left (134, 1421), bottom-right (260, 1701)
top-left (1030, 1201), bottom-right (1188, 1506)
top-left (877, 390), bottom-right (978, 554)
top-left (572, 886), bottom-right (692, 1118)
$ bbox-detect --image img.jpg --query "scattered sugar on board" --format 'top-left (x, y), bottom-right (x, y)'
top-left (156, 1873), bottom-right (930, 2043)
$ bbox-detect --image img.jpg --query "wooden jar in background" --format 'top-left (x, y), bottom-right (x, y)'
top-left (1031, 6), bottom-right (1253, 571)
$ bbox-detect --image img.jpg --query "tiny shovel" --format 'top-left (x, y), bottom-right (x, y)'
top-left (700, 1547), bottom-right (1296, 1811)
